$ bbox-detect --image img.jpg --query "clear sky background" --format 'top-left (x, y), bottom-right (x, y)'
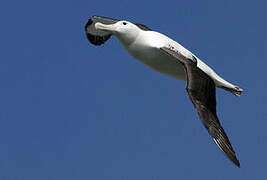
top-left (0, 0), bottom-right (266, 179)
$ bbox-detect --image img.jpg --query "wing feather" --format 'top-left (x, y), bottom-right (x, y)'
top-left (160, 46), bottom-right (240, 167)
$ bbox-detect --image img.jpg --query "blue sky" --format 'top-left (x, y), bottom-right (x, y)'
top-left (0, 0), bottom-right (266, 179)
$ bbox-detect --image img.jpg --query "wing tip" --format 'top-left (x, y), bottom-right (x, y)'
top-left (234, 159), bottom-right (240, 168)
top-left (213, 138), bottom-right (240, 168)
top-left (229, 152), bottom-right (240, 168)
top-left (226, 151), bottom-right (240, 168)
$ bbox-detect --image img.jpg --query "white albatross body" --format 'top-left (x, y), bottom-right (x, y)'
top-left (120, 29), bottom-right (237, 90)
top-left (85, 16), bottom-right (243, 167)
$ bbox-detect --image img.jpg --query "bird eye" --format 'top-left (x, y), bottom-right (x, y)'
top-left (123, 22), bottom-right (127, 25)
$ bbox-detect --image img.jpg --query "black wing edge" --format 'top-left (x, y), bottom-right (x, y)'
top-left (135, 23), bottom-right (152, 31)
top-left (187, 88), bottom-right (241, 168)
top-left (91, 15), bottom-right (120, 22)
top-left (160, 46), bottom-right (240, 168)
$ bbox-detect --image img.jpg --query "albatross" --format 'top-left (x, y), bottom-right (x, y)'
top-left (85, 15), bottom-right (243, 167)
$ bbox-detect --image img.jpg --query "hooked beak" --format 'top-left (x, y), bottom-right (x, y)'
top-left (95, 22), bottom-right (116, 32)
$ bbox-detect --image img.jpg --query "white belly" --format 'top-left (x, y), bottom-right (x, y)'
top-left (117, 30), bottom-right (238, 91)
top-left (126, 43), bottom-right (187, 80)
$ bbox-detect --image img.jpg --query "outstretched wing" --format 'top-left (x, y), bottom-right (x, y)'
top-left (85, 16), bottom-right (152, 46)
top-left (160, 46), bottom-right (240, 167)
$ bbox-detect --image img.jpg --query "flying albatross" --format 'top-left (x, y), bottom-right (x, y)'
top-left (85, 16), bottom-right (243, 167)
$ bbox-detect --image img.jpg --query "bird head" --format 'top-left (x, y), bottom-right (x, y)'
top-left (95, 20), bottom-right (141, 46)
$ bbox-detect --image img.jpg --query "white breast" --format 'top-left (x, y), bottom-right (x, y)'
top-left (123, 31), bottom-right (189, 80)
top-left (117, 30), bottom-right (238, 90)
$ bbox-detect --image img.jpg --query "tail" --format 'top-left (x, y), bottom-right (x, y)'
top-left (195, 57), bottom-right (244, 96)
top-left (221, 86), bottom-right (243, 96)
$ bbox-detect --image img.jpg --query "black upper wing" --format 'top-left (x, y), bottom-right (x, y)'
top-left (160, 46), bottom-right (240, 167)
top-left (135, 23), bottom-right (152, 31)
top-left (85, 16), bottom-right (152, 46)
